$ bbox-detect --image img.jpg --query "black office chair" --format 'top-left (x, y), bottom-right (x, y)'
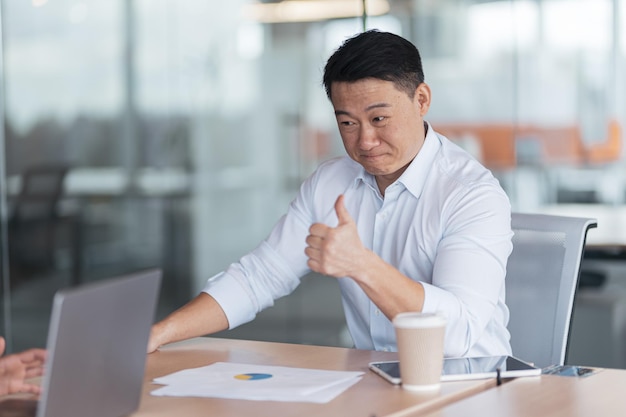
top-left (8, 165), bottom-right (82, 287)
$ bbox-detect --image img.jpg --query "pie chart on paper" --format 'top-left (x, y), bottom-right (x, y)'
top-left (234, 373), bottom-right (273, 381)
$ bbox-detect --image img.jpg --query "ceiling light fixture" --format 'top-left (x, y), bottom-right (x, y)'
top-left (242, 0), bottom-right (390, 24)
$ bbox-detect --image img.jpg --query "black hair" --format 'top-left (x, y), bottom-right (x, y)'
top-left (322, 30), bottom-right (425, 100)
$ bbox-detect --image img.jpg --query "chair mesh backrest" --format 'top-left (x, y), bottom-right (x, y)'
top-left (506, 213), bottom-right (596, 368)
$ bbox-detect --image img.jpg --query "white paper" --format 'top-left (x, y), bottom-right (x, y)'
top-left (151, 362), bottom-right (363, 403)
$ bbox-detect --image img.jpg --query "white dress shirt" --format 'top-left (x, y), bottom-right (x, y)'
top-left (204, 122), bottom-right (513, 358)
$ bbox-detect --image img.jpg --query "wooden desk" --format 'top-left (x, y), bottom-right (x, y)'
top-left (419, 368), bottom-right (626, 417)
top-left (132, 337), bottom-right (497, 417)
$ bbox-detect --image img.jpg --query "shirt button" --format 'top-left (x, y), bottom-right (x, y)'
top-left (382, 347), bottom-right (389, 352)
top-left (375, 309), bottom-right (380, 316)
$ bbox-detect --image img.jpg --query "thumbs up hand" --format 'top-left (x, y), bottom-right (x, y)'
top-left (305, 195), bottom-right (367, 278)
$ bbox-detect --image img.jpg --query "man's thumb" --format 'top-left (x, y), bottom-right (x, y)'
top-left (334, 194), bottom-right (352, 225)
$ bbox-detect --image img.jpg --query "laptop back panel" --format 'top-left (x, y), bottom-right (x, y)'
top-left (37, 269), bottom-right (161, 417)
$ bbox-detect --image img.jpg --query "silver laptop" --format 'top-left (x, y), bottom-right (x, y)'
top-left (6, 269), bottom-right (161, 417)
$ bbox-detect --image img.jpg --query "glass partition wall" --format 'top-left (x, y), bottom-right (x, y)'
top-left (0, 0), bottom-right (624, 356)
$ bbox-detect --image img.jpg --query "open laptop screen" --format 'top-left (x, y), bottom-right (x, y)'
top-left (37, 269), bottom-right (161, 417)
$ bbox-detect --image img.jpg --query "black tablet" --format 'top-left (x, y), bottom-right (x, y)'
top-left (369, 355), bottom-right (541, 384)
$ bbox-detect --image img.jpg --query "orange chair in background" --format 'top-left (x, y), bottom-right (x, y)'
top-left (435, 119), bottom-right (623, 169)
top-left (586, 119), bottom-right (622, 164)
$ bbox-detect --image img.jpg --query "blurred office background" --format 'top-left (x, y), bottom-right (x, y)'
top-left (1, 0), bottom-right (625, 368)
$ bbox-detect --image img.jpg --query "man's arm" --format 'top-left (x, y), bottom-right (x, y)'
top-left (147, 292), bottom-right (229, 353)
top-left (341, 251), bottom-right (425, 320)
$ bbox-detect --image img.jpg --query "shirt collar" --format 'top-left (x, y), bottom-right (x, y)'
top-left (398, 121), bottom-right (441, 199)
top-left (354, 121), bottom-right (441, 199)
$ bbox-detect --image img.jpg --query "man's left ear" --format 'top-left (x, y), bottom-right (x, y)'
top-left (415, 83), bottom-right (431, 116)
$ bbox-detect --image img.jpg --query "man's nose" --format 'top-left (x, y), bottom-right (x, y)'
top-left (358, 125), bottom-right (379, 150)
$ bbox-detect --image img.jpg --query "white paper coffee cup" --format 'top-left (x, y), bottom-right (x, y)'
top-left (393, 312), bottom-right (447, 391)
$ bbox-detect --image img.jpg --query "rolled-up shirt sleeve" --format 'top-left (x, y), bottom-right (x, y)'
top-left (203, 240), bottom-right (300, 329)
top-left (202, 169), bottom-right (321, 330)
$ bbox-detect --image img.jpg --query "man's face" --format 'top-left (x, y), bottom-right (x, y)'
top-left (330, 78), bottom-right (430, 192)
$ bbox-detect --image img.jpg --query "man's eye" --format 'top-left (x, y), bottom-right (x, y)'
top-left (340, 121), bottom-right (355, 126)
top-left (373, 116), bottom-right (386, 123)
